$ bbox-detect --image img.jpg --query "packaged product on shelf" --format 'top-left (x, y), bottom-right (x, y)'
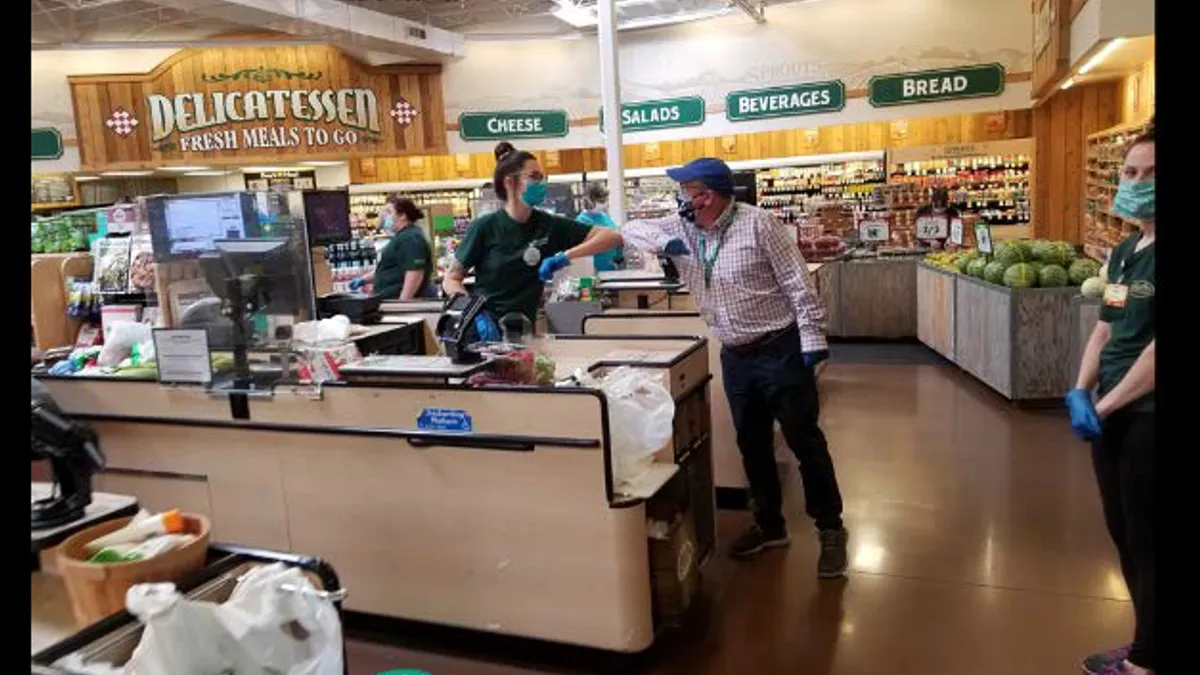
top-left (127, 234), bottom-right (157, 292)
top-left (93, 236), bottom-right (132, 293)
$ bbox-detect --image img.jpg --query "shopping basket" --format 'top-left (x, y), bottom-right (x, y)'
top-left (32, 543), bottom-right (347, 675)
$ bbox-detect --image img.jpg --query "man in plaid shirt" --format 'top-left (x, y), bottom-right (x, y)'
top-left (622, 157), bottom-right (848, 579)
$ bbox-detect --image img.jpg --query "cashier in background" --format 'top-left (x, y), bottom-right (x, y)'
top-left (442, 142), bottom-right (623, 330)
top-left (576, 183), bottom-right (623, 272)
top-left (621, 157), bottom-right (849, 579)
top-left (350, 196), bottom-right (436, 300)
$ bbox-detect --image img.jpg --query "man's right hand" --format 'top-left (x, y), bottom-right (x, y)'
top-left (662, 238), bottom-right (689, 256)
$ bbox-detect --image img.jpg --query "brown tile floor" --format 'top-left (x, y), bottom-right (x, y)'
top-left (33, 362), bottom-right (1132, 675)
top-left (345, 364), bottom-right (1132, 675)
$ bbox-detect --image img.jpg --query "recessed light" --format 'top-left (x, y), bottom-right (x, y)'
top-left (1079, 38), bottom-right (1126, 76)
top-left (183, 171), bottom-right (231, 176)
top-left (1060, 77), bottom-right (1076, 90)
top-left (158, 166), bottom-right (210, 172)
top-left (100, 170), bottom-right (155, 177)
top-left (300, 160), bottom-right (346, 167)
top-left (240, 166), bottom-right (297, 173)
top-left (74, 175), bottom-right (101, 182)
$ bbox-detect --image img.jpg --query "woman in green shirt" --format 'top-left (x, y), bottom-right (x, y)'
top-left (443, 142), bottom-right (622, 325)
top-left (1066, 124), bottom-right (1155, 675)
top-left (351, 196), bottom-right (435, 300)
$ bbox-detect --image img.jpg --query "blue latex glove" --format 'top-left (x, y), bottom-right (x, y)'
top-left (474, 311), bottom-right (502, 343)
top-left (1064, 389), bottom-right (1102, 440)
top-left (802, 349), bottom-right (830, 370)
top-left (348, 277), bottom-right (366, 292)
top-left (538, 251), bottom-right (570, 283)
top-left (663, 238), bottom-right (690, 256)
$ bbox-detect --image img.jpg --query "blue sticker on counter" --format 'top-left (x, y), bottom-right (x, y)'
top-left (417, 408), bottom-right (473, 433)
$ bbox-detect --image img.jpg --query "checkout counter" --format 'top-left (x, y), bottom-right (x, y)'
top-left (34, 333), bottom-right (716, 653)
top-left (595, 270), bottom-right (695, 311)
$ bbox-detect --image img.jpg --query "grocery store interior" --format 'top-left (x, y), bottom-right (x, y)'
top-left (31, 0), bottom-right (1156, 673)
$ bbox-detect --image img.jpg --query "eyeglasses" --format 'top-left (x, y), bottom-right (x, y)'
top-left (519, 171), bottom-right (546, 182)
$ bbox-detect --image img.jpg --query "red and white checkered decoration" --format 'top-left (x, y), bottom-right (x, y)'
top-left (105, 108), bottom-right (139, 137)
top-left (390, 98), bottom-right (419, 127)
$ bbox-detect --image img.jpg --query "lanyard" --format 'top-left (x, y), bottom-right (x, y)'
top-left (696, 204), bottom-right (736, 289)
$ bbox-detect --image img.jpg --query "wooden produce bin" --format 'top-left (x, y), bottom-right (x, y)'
top-left (916, 263), bottom-right (957, 359)
top-left (31, 253), bottom-right (93, 351)
top-left (821, 259), bottom-right (918, 339)
top-left (953, 274), bottom-right (1077, 401)
top-left (1068, 296), bottom-right (1103, 387)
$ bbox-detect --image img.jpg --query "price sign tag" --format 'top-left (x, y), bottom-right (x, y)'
top-left (859, 220), bottom-right (889, 243)
top-left (153, 328), bottom-right (213, 385)
top-left (974, 222), bottom-right (993, 254)
top-left (949, 218), bottom-right (964, 245)
top-left (916, 215), bottom-right (950, 241)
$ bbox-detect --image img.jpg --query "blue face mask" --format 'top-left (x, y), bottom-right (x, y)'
top-left (382, 214), bottom-right (395, 232)
top-left (521, 180), bottom-right (548, 208)
top-left (1113, 180), bottom-right (1155, 222)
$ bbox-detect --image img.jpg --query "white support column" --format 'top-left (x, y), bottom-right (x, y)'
top-left (596, 0), bottom-right (626, 226)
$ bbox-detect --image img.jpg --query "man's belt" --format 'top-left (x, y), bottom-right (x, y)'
top-left (724, 324), bottom-right (797, 358)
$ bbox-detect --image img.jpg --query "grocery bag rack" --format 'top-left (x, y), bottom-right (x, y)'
top-left (31, 543), bottom-right (347, 675)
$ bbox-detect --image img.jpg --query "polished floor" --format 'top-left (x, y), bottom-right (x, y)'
top-left (33, 360), bottom-right (1132, 674)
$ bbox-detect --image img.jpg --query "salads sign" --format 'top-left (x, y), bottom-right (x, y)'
top-left (600, 97), bottom-right (706, 133)
top-left (68, 45), bottom-right (447, 169)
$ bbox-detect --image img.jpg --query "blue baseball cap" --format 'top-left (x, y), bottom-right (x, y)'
top-left (666, 157), bottom-right (734, 197)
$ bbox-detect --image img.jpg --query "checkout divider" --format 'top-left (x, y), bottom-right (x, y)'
top-left (35, 334), bottom-right (715, 654)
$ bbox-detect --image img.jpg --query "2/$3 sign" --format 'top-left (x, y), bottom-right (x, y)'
top-left (149, 86), bottom-right (383, 152)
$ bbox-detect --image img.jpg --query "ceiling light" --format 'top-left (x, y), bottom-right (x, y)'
top-left (1060, 77), bottom-right (1076, 90)
top-left (157, 166), bottom-right (209, 172)
top-left (239, 166), bottom-right (296, 173)
top-left (552, 1), bottom-right (598, 28)
top-left (620, 7), bottom-right (734, 30)
top-left (616, 0), bottom-right (659, 6)
top-left (74, 175), bottom-right (101, 182)
top-left (100, 170), bottom-right (154, 177)
top-left (1078, 37), bottom-right (1126, 75)
top-left (182, 171), bottom-right (231, 177)
top-left (299, 160), bottom-right (346, 167)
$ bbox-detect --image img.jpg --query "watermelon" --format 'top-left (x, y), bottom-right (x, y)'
top-left (993, 242), bottom-right (1028, 266)
top-left (984, 261), bottom-right (1008, 285)
top-left (1039, 242), bottom-right (1075, 267)
top-left (1029, 260), bottom-right (1046, 275)
top-left (967, 257), bottom-right (990, 278)
top-left (1081, 276), bottom-right (1106, 299)
top-left (1030, 240), bottom-right (1054, 262)
top-left (1011, 240), bottom-right (1034, 263)
top-left (1068, 258), bottom-right (1101, 285)
top-left (1003, 262), bottom-right (1038, 289)
top-left (1038, 264), bottom-right (1069, 288)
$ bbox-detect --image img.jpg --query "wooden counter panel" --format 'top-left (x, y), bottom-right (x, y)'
top-left (278, 434), bottom-right (653, 651)
top-left (916, 264), bottom-right (956, 359)
top-left (815, 263), bottom-right (842, 337)
top-left (582, 313), bottom-right (746, 490)
top-left (39, 379), bottom-right (236, 422)
top-left (1011, 289), bottom-right (1075, 399)
top-left (954, 279), bottom-right (1013, 397)
top-left (87, 422), bottom-right (292, 551)
top-left (249, 386), bottom-right (604, 441)
top-left (839, 259), bottom-right (918, 339)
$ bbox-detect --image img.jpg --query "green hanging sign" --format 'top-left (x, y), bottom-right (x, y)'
top-left (868, 63), bottom-right (1006, 107)
top-left (31, 127), bottom-right (64, 160)
top-left (726, 81), bottom-right (845, 122)
top-left (601, 96), bottom-right (706, 133)
top-left (458, 110), bottom-right (569, 141)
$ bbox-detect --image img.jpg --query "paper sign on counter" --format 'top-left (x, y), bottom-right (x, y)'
top-left (152, 328), bottom-right (212, 385)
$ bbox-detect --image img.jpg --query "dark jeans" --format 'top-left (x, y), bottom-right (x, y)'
top-left (721, 326), bottom-right (844, 533)
top-left (1092, 409), bottom-right (1155, 669)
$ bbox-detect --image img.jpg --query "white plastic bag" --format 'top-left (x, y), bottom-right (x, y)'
top-left (122, 563), bottom-right (343, 675)
top-left (592, 367), bottom-right (676, 489)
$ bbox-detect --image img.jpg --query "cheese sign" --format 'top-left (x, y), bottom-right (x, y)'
top-left (916, 215), bottom-right (950, 241)
top-left (726, 81), bottom-right (845, 122)
top-left (868, 64), bottom-right (1006, 107)
top-left (458, 110), bottom-right (569, 141)
top-left (601, 96), bottom-right (706, 133)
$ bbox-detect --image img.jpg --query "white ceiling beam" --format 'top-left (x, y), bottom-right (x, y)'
top-left (730, 0), bottom-right (765, 23)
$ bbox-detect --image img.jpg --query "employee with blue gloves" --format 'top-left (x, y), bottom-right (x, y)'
top-left (622, 157), bottom-right (847, 580)
top-left (442, 142), bottom-right (623, 327)
top-left (349, 196), bottom-right (436, 300)
top-left (1067, 123), bottom-right (1156, 675)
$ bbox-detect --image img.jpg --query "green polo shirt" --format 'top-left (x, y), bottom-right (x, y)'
top-left (374, 225), bottom-right (433, 299)
top-left (1098, 233), bottom-right (1155, 412)
top-left (456, 208), bottom-right (592, 322)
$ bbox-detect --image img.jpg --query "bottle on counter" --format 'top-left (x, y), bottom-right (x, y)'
top-left (84, 509), bottom-right (186, 554)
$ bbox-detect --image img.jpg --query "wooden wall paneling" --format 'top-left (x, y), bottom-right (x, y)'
top-left (1032, 0), bottom-right (1070, 98)
top-left (1048, 94), bottom-right (1068, 240)
top-left (1062, 90), bottom-right (1084, 243)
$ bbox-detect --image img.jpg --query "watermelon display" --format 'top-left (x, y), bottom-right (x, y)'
top-left (1011, 240), bottom-right (1034, 263)
top-left (1030, 240), bottom-right (1054, 262)
top-left (1068, 258), bottom-right (1102, 285)
top-left (1039, 241), bottom-right (1076, 267)
top-left (957, 256), bottom-right (973, 274)
top-left (1003, 263), bottom-right (1038, 289)
top-left (993, 242), bottom-right (1027, 266)
top-left (1029, 260), bottom-right (1046, 275)
top-left (1081, 276), bottom-right (1107, 299)
top-left (1038, 264), bottom-right (1069, 288)
top-left (967, 257), bottom-right (990, 278)
top-left (984, 261), bottom-right (1008, 285)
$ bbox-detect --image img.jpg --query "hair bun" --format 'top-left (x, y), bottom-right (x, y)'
top-left (494, 141), bottom-right (517, 163)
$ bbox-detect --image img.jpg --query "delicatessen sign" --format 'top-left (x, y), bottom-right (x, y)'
top-left (69, 46), bottom-right (446, 169)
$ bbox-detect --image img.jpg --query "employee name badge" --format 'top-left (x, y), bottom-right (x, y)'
top-left (1104, 283), bottom-right (1129, 308)
top-left (523, 236), bottom-right (549, 266)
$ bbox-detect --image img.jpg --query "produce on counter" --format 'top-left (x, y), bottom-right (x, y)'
top-left (1081, 276), bottom-right (1106, 299)
top-left (983, 260), bottom-right (1007, 285)
top-left (967, 256), bottom-right (990, 278)
top-left (798, 235), bottom-right (847, 262)
top-left (922, 248), bottom-right (979, 273)
top-left (950, 239), bottom-right (1084, 289)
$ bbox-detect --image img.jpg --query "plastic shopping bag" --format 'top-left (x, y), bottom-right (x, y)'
top-left (591, 367), bottom-right (676, 489)
top-left (123, 563), bottom-right (343, 675)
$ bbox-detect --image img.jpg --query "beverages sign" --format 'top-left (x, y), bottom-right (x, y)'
top-left (726, 81), bottom-right (845, 122)
top-left (147, 89), bottom-right (382, 152)
top-left (458, 110), bottom-right (569, 141)
top-left (868, 64), bottom-right (1006, 107)
top-left (602, 96), bottom-right (706, 133)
